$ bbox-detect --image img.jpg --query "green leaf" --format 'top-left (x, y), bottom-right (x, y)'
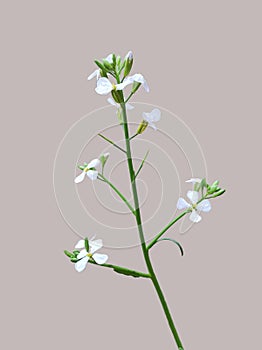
top-left (113, 266), bottom-right (144, 278)
top-left (135, 150), bottom-right (149, 179)
top-left (156, 238), bottom-right (184, 256)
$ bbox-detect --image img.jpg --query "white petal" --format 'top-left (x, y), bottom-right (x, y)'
top-left (74, 171), bottom-right (86, 184)
top-left (148, 122), bottom-right (157, 130)
top-left (197, 199), bottom-right (211, 212)
top-left (107, 97), bottom-right (117, 107)
top-left (126, 102), bottom-right (134, 110)
top-left (150, 109), bottom-right (161, 122)
top-left (104, 53), bottom-right (113, 63)
top-left (75, 239), bottom-right (85, 249)
top-left (189, 210), bottom-right (202, 223)
top-left (75, 256), bottom-right (89, 272)
top-left (143, 109), bottom-right (161, 124)
top-left (187, 190), bottom-right (199, 204)
top-left (177, 197), bottom-right (191, 210)
top-left (186, 178), bottom-right (201, 184)
top-left (92, 253), bottom-right (108, 265)
top-left (87, 69), bottom-right (100, 81)
top-left (77, 249), bottom-right (88, 259)
top-left (115, 78), bottom-right (133, 91)
top-left (142, 79), bottom-right (150, 92)
top-left (90, 239), bottom-right (103, 254)
top-left (95, 78), bottom-right (113, 95)
top-left (88, 158), bottom-right (100, 168)
top-left (86, 170), bottom-right (98, 181)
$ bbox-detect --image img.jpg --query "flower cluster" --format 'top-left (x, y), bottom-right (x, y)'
top-left (88, 51), bottom-right (149, 96)
top-left (177, 178), bottom-right (225, 223)
top-left (64, 237), bottom-right (108, 272)
top-left (74, 153), bottom-right (110, 184)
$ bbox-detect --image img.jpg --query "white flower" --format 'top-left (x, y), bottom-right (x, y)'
top-left (116, 73), bottom-right (149, 92)
top-left (75, 238), bottom-right (108, 272)
top-left (95, 78), bottom-right (131, 95)
top-left (185, 178), bottom-right (201, 184)
top-left (177, 190), bottom-right (211, 223)
top-left (107, 97), bottom-right (134, 110)
top-left (142, 108), bottom-right (161, 130)
top-left (74, 158), bottom-right (100, 183)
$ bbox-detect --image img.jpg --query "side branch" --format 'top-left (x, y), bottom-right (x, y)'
top-left (88, 260), bottom-right (151, 279)
top-left (147, 210), bottom-right (189, 250)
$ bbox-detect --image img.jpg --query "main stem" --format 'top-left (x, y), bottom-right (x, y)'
top-left (121, 102), bottom-right (184, 350)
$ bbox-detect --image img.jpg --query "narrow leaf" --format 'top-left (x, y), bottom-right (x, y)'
top-left (135, 150), bottom-right (149, 179)
top-left (113, 266), bottom-right (145, 278)
top-left (156, 238), bottom-right (184, 256)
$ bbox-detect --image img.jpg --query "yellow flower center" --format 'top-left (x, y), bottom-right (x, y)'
top-left (87, 253), bottom-right (92, 258)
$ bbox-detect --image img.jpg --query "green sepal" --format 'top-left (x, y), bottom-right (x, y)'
top-left (112, 54), bottom-right (116, 67)
top-left (84, 237), bottom-right (89, 252)
top-left (99, 153), bottom-right (110, 170)
top-left (113, 266), bottom-right (144, 278)
top-left (131, 81), bottom-right (141, 94)
top-left (64, 250), bottom-right (75, 258)
top-left (116, 55), bottom-right (121, 69)
top-left (78, 165), bottom-right (85, 170)
top-left (194, 183), bottom-right (201, 191)
top-left (70, 258), bottom-right (79, 263)
top-left (111, 90), bottom-right (123, 103)
top-left (123, 52), bottom-right (133, 77)
top-left (136, 120), bottom-right (148, 134)
top-left (116, 108), bottom-right (124, 124)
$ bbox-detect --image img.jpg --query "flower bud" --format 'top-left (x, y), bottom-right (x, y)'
top-left (102, 59), bottom-right (113, 71)
top-left (73, 250), bottom-right (80, 257)
top-left (211, 189), bottom-right (226, 198)
top-left (124, 51), bottom-right (133, 77)
top-left (64, 250), bottom-right (75, 258)
top-left (136, 120), bottom-right (148, 134)
top-left (100, 153), bottom-right (110, 168)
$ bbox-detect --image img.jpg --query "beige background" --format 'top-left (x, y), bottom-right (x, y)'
top-left (1, 1), bottom-right (261, 349)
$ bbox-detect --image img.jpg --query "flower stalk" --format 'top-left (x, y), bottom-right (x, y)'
top-left (65, 51), bottom-right (226, 350)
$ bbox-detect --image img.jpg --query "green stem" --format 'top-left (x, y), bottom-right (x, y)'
top-left (99, 173), bottom-right (135, 215)
top-left (98, 133), bottom-right (126, 154)
top-left (120, 102), bottom-right (184, 350)
top-left (147, 210), bottom-right (189, 250)
top-left (88, 260), bottom-right (150, 278)
top-left (129, 133), bottom-right (139, 141)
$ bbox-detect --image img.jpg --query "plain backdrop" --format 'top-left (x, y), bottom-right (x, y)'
top-left (1, 1), bottom-right (261, 349)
